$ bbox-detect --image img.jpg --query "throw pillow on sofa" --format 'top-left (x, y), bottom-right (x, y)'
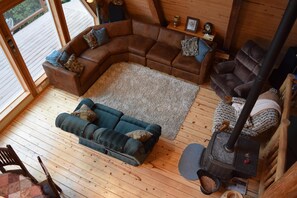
top-left (45, 50), bottom-right (62, 67)
top-left (195, 39), bottom-right (212, 62)
top-left (64, 54), bottom-right (84, 76)
top-left (71, 104), bottom-right (97, 122)
top-left (181, 37), bottom-right (199, 56)
top-left (92, 27), bottom-right (110, 46)
top-left (125, 130), bottom-right (153, 142)
top-left (57, 50), bottom-right (70, 66)
top-left (83, 30), bottom-right (98, 49)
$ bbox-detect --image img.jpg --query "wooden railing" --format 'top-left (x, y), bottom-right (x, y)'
top-left (258, 74), bottom-right (294, 197)
top-left (8, 0), bottom-right (48, 32)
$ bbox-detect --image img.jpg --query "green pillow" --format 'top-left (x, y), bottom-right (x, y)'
top-left (125, 130), bottom-right (153, 142)
top-left (71, 104), bottom-right (97, 122)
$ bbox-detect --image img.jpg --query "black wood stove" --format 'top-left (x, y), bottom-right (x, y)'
top-left (201, 132), bottom-right (259, 180)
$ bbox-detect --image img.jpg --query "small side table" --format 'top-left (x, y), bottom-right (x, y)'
top-left (167, 22), bottom-right (216, 42)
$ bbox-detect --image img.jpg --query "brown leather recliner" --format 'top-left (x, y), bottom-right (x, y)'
top-left (210, 40), bottom-right (266, 99)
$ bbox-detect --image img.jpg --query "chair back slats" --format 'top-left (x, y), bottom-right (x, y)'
top-left (0, 149), bottom-right (17, 166)
top-left (38, 156), bottom-right (61, 198)
top-left (0, 145), bottom-right (38, 184)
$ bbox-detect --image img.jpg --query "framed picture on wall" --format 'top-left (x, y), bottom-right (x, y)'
top-left (185, 17), bottom-right (199, 33)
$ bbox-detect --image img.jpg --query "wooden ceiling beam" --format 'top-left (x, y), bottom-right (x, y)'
top-left (147, 0), bottom-right (167, 26)
top-left (223, 0), bottom-right (243, 51)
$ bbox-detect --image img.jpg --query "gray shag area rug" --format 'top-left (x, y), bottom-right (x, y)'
top-left (81, 62), bottom-right (199, 140)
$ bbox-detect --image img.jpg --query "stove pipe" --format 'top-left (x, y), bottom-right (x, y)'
top-left (225, 0), bottom-right (297, 152)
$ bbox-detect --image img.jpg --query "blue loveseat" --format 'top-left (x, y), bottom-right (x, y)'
top-left (55, 98), bottom-right (161, 166)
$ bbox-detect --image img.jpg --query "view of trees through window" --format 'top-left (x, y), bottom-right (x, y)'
top-left (4, 0), bottom-right (43, 24)
top-left (4, 0), bottom-right (47, 33)
top-left (0, 0), bottom-right (93, 115)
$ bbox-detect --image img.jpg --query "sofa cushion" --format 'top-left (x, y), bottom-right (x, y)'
top-left (157, 28), bottom-right (184, 49)
top-left (233, 40), bottom-right (264, 82)
top-left (64, 54), bottom-right (85, 76)
top-left (92, 27), bottom-right (110, 46)
top-left (97, 129), bottom-right (129, 152)
top-left (146, 42), bottom-right (180, 65)
top-left (172, 53), bottom-right (201, 74)
top-left (105, 36), bottom-right (129, 55)
top-left (132, 19), bottom-right (160, 40)
top-left (128, 35), bottom-right (155, 56)
top-left (92, 103), bottom-right (124, 129)
top-left (71, 104), bottom-right (97, 122)
top-left (233, 60), bottom-right (257, 83)
top-left (83, 30), bottom-right (98, 49)
top-left (76, 57), bottom-right (99, 84)
top-left (212, 61), bottom-right (236, 74)
top-left (125, 130), bottom-right (153, 142)
top-left (114, 115), bottom-right (150, 134)
top-left (234, 81), bottom-right (254, 98)
top-left (181, 37), bottom-right (199, 56)
top-left (236, 40), bottom-right (265, 73)
top-left (68, 27), bottom-right (92, 56)
top-left (210, 73), bottom-right (243, 97)
top-left (99, 19), bottom-right (132, 38)
top-left (80, 45), bottom-right (110, 64)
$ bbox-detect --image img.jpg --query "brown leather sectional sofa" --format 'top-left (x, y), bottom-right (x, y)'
top-left (43, 19), bottom-right (216, 96)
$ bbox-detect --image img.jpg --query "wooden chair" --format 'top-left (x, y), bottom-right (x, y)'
top-left (258, 74), bottom-right (294, 197)
top-left (37, 156), bottom-right (62, 198)
top-left (0, 144), bottom-right (38, 183)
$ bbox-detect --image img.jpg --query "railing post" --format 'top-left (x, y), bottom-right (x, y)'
top-left (39, 0), bottom-right (48, 12)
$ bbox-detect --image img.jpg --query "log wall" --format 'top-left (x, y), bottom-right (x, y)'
top-left (232, 0), bottom-right (297, 53)
top-left (125, 0), bottom-right (232, 42)
top-left (124, 0), bottom-right (297, 53)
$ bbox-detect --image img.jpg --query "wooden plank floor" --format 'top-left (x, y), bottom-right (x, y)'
top-left (0, 84), bottom-right (260, 198)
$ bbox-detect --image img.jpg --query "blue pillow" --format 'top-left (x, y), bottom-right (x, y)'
top-left (92, 28), bottom-right (110, 46)
top-left (57, 51), bottom-right (70, 66)
top-left (46, 50), bottom-right (62, 67)
top-left (195, 39), bottom-right (212, 62)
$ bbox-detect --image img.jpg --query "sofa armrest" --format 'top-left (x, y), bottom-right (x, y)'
top-left (145, 124), bottom-right (161, 138)
top-left (234, 81), bottom-right (254, 98)
top-left (143, 124), bottom-right (161, 152)
top-left (43, 61), bottom-right (82, 95)
top-left (55, 113), bottom-right (98, 137)
top-left (124, 138), bottom-right (145, 155)
top-left (213, 60), bottom-right (236, 74)
top-left (198, 42), bottom-right (217, 84)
